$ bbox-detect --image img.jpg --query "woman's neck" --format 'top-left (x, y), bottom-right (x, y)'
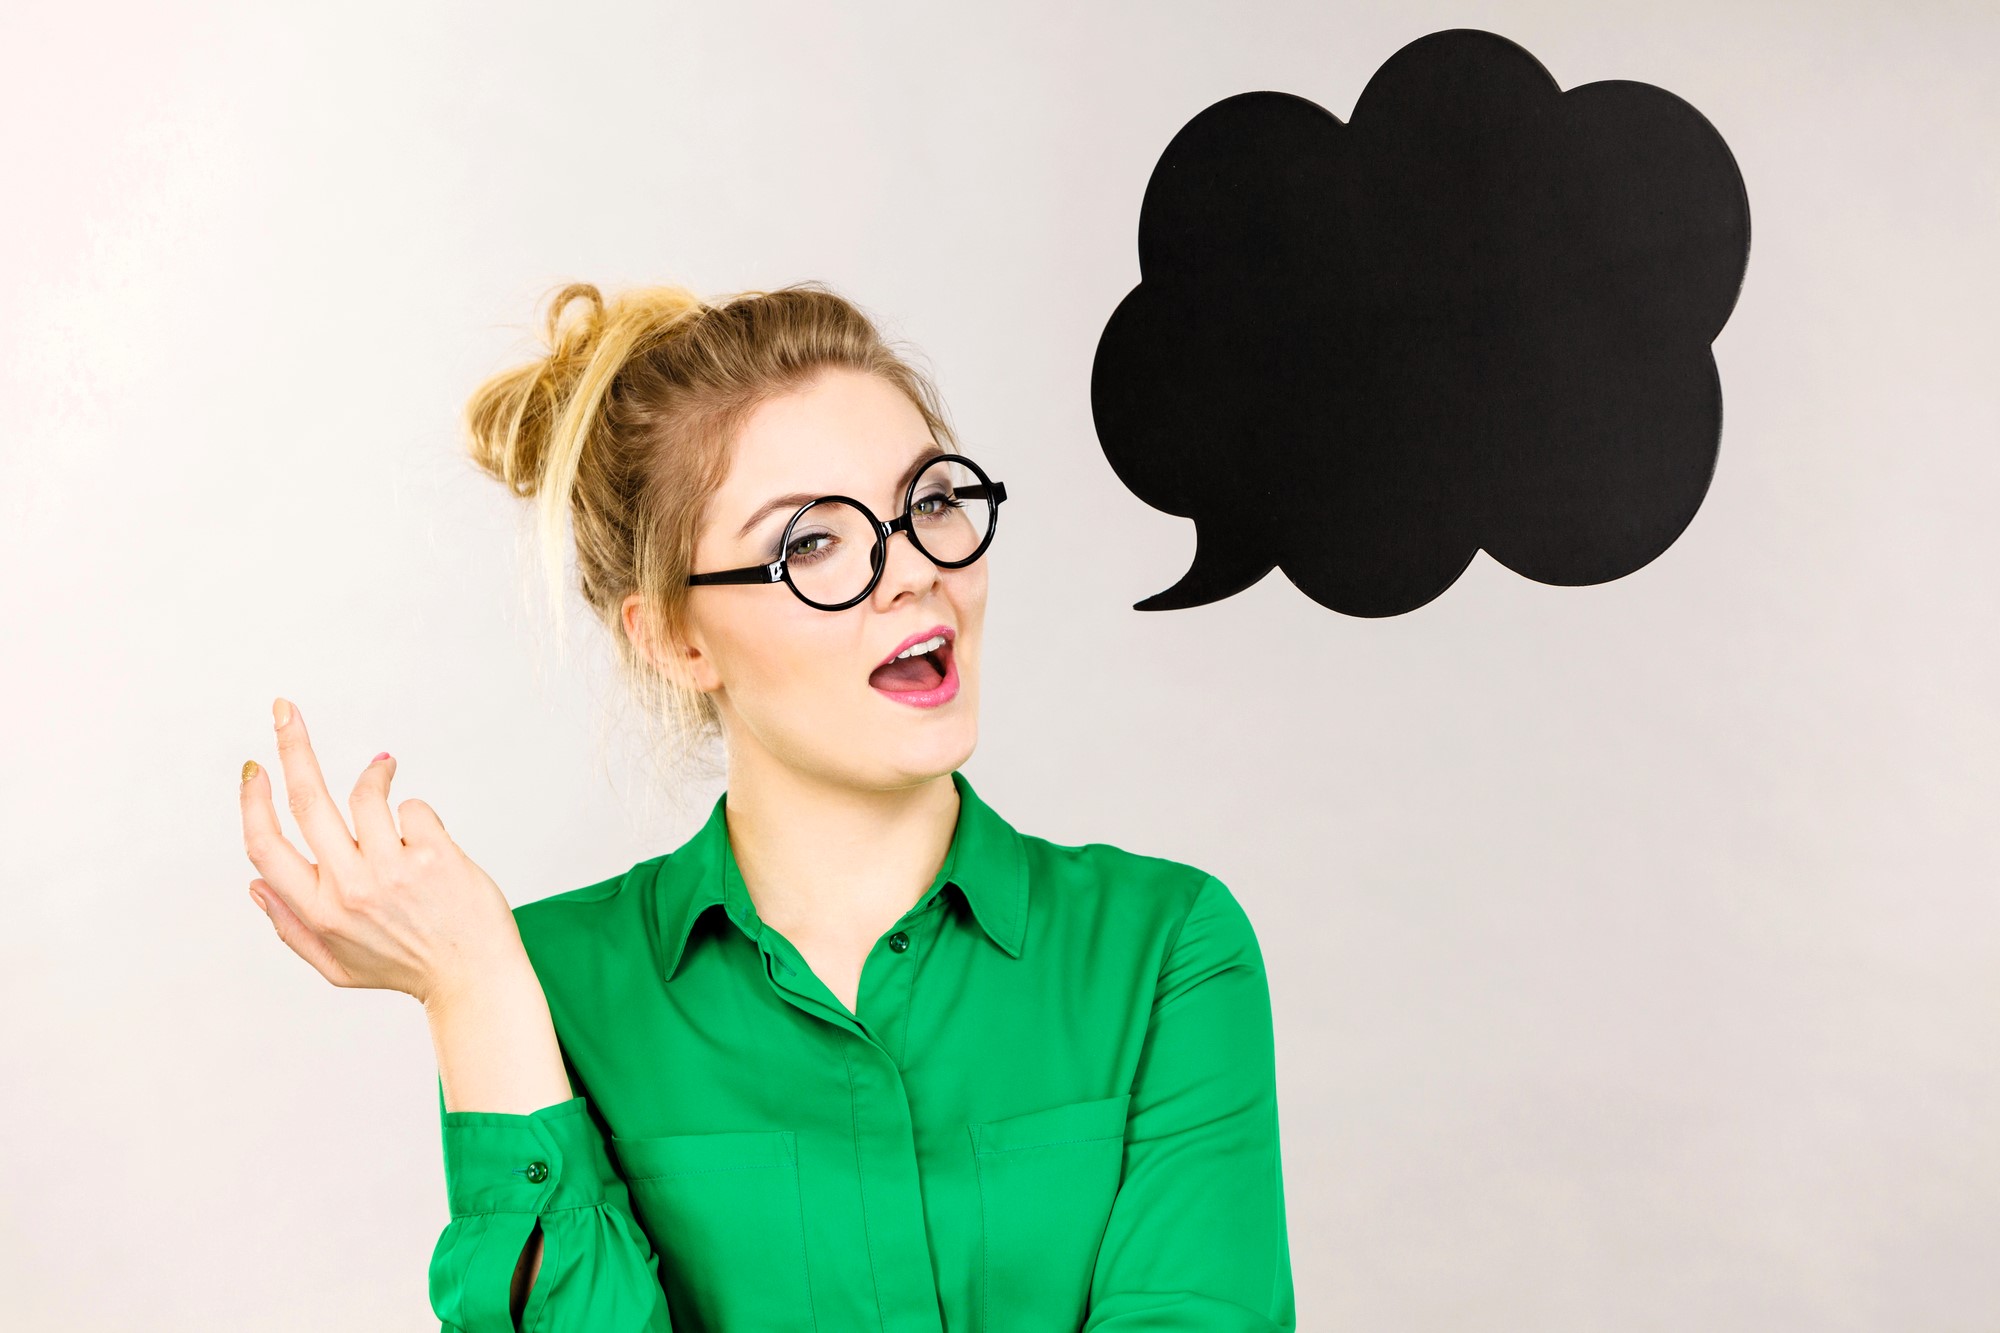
top-left (720, 755), bottom-right (960, 946)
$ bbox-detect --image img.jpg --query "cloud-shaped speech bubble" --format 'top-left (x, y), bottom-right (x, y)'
top-left (1091, 28), bottom-right (1751, 615)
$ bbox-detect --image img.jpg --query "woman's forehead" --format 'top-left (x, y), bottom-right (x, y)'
top-left (740, 369), bottom-right (917, 448)
top-left (702, 374), bottom-right (940, 552)
top-left (721, 375), bottom-right (933, 499)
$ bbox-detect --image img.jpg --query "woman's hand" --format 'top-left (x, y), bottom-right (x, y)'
top-left (239, 696), bottom-right (524, 1009)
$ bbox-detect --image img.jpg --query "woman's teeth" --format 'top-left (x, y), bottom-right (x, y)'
top-left (894, 634), bottom-right (947, 661)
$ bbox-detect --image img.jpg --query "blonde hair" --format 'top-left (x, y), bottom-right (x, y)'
top-left (464, 279), bottom-right (959, 809)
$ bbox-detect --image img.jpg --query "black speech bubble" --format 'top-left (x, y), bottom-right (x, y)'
top-left (1091, 29), bottom-right (1751, 616)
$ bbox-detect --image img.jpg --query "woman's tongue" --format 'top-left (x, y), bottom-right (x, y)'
top-left (869, 651), bottom-right (944, 692)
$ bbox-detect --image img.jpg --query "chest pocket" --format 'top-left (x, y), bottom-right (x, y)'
top-left (611, 1128), bottom-right (815, 1333)
top-left (969, 1091), bottom-right (1132, 1333)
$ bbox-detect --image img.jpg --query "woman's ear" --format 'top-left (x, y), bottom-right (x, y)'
top-left (623, 592), bottom-right (719, 694)
top-left (620, 592), bottom-right (655, 669)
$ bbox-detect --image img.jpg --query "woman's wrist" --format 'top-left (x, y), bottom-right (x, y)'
top-left (425, 950), bottom-right (576, 1116)
top-left (422, 942), bottom-right (537, 1020)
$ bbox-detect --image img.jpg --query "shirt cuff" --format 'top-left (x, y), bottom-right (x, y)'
top-left (440, 1095), bottom-right (613, 1218)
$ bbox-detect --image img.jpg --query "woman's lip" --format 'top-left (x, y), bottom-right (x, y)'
top-left (870, 639), bottom-right (960, 709)
top-left (878, 623), bottom-right (955, 667)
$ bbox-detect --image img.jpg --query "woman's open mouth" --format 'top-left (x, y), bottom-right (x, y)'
top-left (867, 630), bottom-right (959, 708)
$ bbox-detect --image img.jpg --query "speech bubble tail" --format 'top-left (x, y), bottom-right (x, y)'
top-left (1134, 532), bottom-right (1275, 611)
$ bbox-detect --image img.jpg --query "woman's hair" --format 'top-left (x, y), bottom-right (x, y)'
top-left (463, 279), bottom-right (959, 807)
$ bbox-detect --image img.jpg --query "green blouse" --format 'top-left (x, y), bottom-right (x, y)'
top-left (428, 769), bottom-right (1295, 1332)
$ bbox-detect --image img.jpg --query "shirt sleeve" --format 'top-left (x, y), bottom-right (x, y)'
top-left (1083, 874), bottom-right (1298, 1332)
top-left (429, 1082), bottom-right (673, 1333)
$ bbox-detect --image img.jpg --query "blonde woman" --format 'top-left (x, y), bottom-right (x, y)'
top-left (238, 282), bottom-right (1295, 1332)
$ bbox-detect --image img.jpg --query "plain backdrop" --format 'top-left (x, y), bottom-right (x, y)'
top-left (2, 1), bottom-right (1995, 1329)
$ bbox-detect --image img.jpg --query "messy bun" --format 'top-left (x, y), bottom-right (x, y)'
top-left (463, 278), bottom-right (958, 805)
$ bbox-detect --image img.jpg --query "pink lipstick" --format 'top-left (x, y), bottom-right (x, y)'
top-left (868, 624), bottom-right (959, 709)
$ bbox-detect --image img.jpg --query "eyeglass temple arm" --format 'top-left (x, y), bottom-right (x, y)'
top-left (687, 562), bottom-right (784, 586)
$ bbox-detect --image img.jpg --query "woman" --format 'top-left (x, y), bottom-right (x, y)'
top-left (238, 281), bottom-right (1296, 1332)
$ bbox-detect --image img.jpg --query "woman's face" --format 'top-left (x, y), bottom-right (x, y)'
top-left (663, 366), bottom-right (986, 792)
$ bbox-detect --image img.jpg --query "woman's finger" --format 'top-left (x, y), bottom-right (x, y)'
top-left (396, 795), bottom-right (452, 849)
top-left (240, 757), bottom-right (322, 920)
top-left (248, 878), bottom-right (352, 986)
top-left (269, 698), bottom-right (362, 872)
top-left (350, 752), bottom-right (402, 856)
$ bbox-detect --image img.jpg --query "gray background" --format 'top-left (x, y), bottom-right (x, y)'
top-left (2, 1), bottom-right (1995, 1328)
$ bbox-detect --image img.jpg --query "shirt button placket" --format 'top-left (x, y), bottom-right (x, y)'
top-left (861, 916), bottom-right (925, 1063)
top-left (844, 1030), bottom-right (946, 1331)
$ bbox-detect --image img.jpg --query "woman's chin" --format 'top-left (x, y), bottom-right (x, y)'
top-left (877, 714), bottom-right (978, 786)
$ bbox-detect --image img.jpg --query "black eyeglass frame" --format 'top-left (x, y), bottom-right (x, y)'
top-left (686, 452), bottom-right (1008, 612)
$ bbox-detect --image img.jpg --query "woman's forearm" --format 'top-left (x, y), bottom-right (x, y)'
top-left (425, 952), bottom-right (575, 1115)
top-left (427, 953), bottom-right (569, 1322)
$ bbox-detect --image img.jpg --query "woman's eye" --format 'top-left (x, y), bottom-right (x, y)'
top-left (913, 494), bottom-right (963, 519)
top-left (786, 532), bottom-right (834, 563)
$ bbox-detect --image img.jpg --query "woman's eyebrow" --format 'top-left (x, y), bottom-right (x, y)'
top-left (733, 443), bottom-right (946, 540)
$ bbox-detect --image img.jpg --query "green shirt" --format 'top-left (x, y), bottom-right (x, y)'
top-left (429, 769), bottom-right (1295, 1332)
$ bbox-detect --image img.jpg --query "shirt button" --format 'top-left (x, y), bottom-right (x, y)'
top-left (887, 931), bottom-right (910, 953)
top-left (523, 1160), bottom-right (550, 1184)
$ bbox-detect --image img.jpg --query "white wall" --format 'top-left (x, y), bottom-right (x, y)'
top-left (1, 1), bottom-right (1994, 1327)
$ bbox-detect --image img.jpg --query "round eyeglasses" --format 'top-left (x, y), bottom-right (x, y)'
top-left (687, 452), bottom-right (1008, 611)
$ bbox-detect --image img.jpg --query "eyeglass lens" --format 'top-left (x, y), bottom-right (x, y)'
top-left (783, 456), bottom-right (995, 606)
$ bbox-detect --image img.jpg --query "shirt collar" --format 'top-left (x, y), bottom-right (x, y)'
top-left (653, 768), bottom-right (1028, 981)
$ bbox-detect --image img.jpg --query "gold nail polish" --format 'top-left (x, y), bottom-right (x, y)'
top-left (241, 759), bottom-right (260, 784)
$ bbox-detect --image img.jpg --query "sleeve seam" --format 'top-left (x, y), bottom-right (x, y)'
top-left (1152, 957), bottom-right (1260, 1019)
top-left (441, 1095), bottom-right (587, 1130)
top-left (1151, 872), bottom-right (1214, 998)
top-left (1152, 872), bottom-right (1231, 1012)
top-left (448, 1198), bottom-right (611, 1222)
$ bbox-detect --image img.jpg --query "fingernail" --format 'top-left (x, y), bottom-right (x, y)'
top-left (241, 759), bottom-right (260, 784)
top-left (249, 884), bottom-right (269, 913)
top-left (272, 698), bottom-right (292, 728)
top-left (372, 752), bottom-right (391, 764)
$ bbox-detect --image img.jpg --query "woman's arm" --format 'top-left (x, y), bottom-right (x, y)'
top-left (426, 961), bottom-right (674, 1333)
top-left (1082, 874), bottom-right (1297, 1331)
top-left (428, 957), bottom-right (574, 1117)
top-left (426, 961), bottom-right (574, 1320)
top-left (236, 702), bottom-right (671, 1331)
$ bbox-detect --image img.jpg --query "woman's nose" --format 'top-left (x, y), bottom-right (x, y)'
top-left (873, 526), bottom-right (941, 600)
